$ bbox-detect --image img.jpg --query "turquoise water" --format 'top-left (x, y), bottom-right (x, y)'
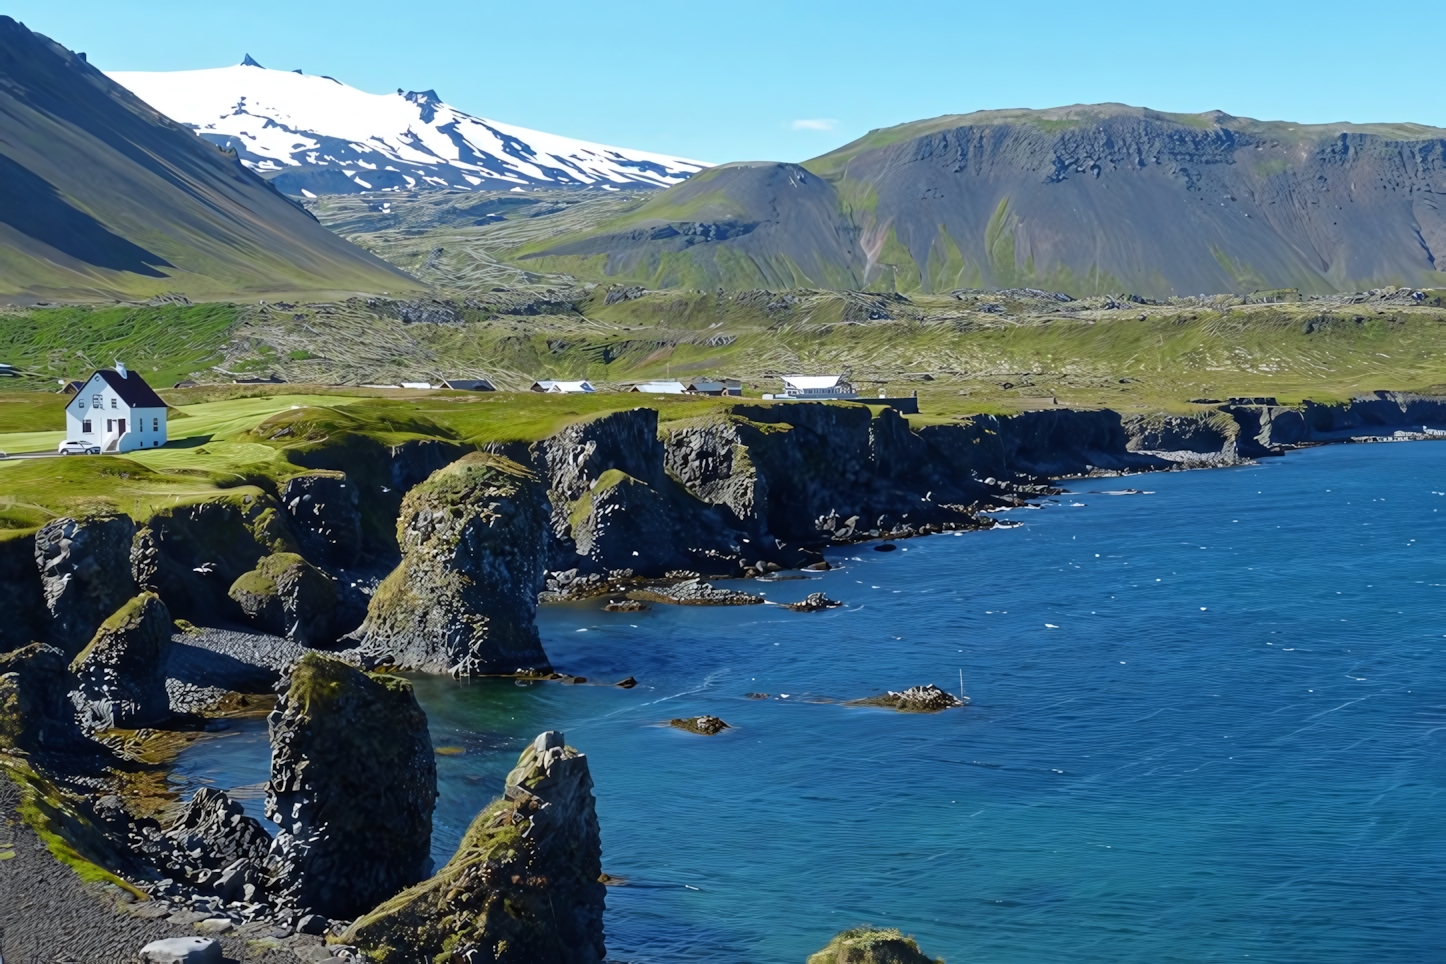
top-left (175, 442), bottom-right (1446, 962)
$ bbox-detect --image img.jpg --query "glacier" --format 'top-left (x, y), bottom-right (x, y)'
top-left (109, 58), bottom-right (709, 196)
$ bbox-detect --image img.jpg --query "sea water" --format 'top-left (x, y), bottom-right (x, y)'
top-left (173, 442), bottom-right (1446, 963)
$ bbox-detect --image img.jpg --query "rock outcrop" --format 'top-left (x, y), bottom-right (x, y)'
top-left (264, 653), bottom-right (437, 919)
top-left (0, 642), bottom-right (83, 753)
top-left (540, 409), bottom-right (748, 578)
top-left (343, 730), bottom-right (606, 964)
top-left (227, 552), bottom-right (337, 646)
top-left (131, 497), bottom-right (287, 624)
top-left (163, 788), bottom-right (272, 895)
top-left (68, 593), bottom-right (173, 732)
top-left (807, 927), bottom-right (942, 964)
top-left (34, 515), bottom-right (137, 653)
top-left (281, 472), bottom-right (363, 567)
top-left (851, 684), bottom-right (966, 713)
top-left (356, 453), bottom-right (552, 676)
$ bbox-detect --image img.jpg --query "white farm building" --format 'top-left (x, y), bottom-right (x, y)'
top-left (64, 363), bottom-right (168, 453)
top-left (767, 375), bottom-right (857, 400)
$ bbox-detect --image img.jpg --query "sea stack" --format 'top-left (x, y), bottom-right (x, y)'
top-left (343, 730), bottom-right (606, 963)
top-left (263, 653), bottom-right (437, 920)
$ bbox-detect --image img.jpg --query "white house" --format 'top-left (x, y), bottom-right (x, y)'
top-left (629, 380), bottom-right (687, 394)
top-left (530, 380), bottom-right (596, 394)
top-left (64, 363), bottom-right (168, 453)
top-left (769, 375), bottom-right (857, 400)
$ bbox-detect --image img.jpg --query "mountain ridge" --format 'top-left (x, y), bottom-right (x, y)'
top-left (518, 104), bottom-right (1446, 297)
top-left (108, 60), bottom-right (709, 197)
top-left (0, 17), bottom-right (419, 302)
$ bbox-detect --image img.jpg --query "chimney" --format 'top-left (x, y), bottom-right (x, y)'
top-left (115, 360), bottom-right (127, 378)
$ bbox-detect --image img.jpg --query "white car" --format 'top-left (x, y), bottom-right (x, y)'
top-left (57, 440), bottom-right (101, 455)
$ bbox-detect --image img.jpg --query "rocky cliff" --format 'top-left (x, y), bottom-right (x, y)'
top-left (264, 653), bottom-right (437, 920)
top-left (342, 730), bottom-right (606, 964)
top-left (355, 452), bottom-right (553, 676)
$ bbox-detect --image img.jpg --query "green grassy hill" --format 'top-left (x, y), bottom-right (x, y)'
top-left (507, 105), bottom-right (1446, 298)
top-left (0, 17), bottom-right (420, 303)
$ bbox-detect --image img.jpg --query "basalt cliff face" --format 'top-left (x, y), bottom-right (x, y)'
top-left (523, 105), bottom-right (1446, 297)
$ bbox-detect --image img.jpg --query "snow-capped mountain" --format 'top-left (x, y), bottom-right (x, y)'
top-left (108, 56), bottom-right (709, 197)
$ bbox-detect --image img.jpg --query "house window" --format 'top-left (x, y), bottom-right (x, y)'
top-left (153, 417), bottom-right (159, 431)
top-left (106, 419), bottom-right (112, 432)
top-left (82, 420), bottom-right (92, 433)
top-left (110, 398), bottom-right (117, 409)
top-left (91, 395), bottom-right (101, 407)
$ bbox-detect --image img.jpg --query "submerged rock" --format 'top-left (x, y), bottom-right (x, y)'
top-left (669, 715), bottom-right (729, 735)
top-left (68, 593), bottom-right (173, 732)
top-left (807, 927), bottom-right (942, 964)
top-left (783, 592), bottom-right (843, 612)
top-left (34, 515), bottom-right (137, 653)
top-left (356, 453), bottom-right (552, 676)
top-left (628, 578), bottom-right (763, 606)
top-left (227, 551), bottom-right (337, 645)
top-left (264, 653), bottom-right (437, 919)
top-left (603, 598), bottom-right (646, 612)
top-left (850, 684), bottom-right (966, 713)
top-left (343, 730), bottom-right (606, 964)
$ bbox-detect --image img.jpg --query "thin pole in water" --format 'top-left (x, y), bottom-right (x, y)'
top-left (959, 668), bottom-right (965, 702)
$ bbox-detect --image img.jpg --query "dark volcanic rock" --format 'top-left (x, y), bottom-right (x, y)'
top-left (34, 515), bottom-right (137, 653)
top-left (264, 652), bottom-right (437, 919)
top-left (227, 552), bottom-right (337, 646)
top-left (628, 578), bottom-right (763, 606)
top-left (0, 532), bottom-right (46, 653)
top-left (0, 642), bottom-right (83, 753)
top-left (343, 730), bottom-right (606, 964)
top-left (356, 453), bottom-right (552, 676)
top-left (281, 472), bottom-right (363, 567)
top-left (68, 593), bottom-right (173, 732)
top-left (161, 787), bottom-right (272, 900)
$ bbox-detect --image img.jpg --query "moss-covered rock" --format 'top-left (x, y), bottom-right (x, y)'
top-left (356, 453), bottom-right (552, 676)
top-left (343, 730), bottom-right (605, 964)
top-left (228, 551), bottom-right (337, 645)
top-left (263, 653), bottom-right (436, 920)
top-left (34, 515), bottom-right (137, 654)
top-left (806, 927), bottom-right (943, 964)
top-left (67, 593), bottom-right (173, 733)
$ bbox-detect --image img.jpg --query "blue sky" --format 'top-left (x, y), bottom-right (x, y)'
top-left (9, 0), bottom-right (1435, 163)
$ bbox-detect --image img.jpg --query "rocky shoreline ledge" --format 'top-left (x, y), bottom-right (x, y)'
top-left (5, 393), bottom-right (1446, 960)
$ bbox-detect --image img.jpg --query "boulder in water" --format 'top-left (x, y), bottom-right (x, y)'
top-left (850, 684), bottom-right (966, 713)
top-left (807, 927), bottom-right (942, 964)
top-left (342, 730), bottom-right (606, 964)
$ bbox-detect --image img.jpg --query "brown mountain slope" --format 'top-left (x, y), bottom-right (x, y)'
top-left (0, 17), bottom-right (420, 303)
top-left (520, 104), bottom-right (1446, 297)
